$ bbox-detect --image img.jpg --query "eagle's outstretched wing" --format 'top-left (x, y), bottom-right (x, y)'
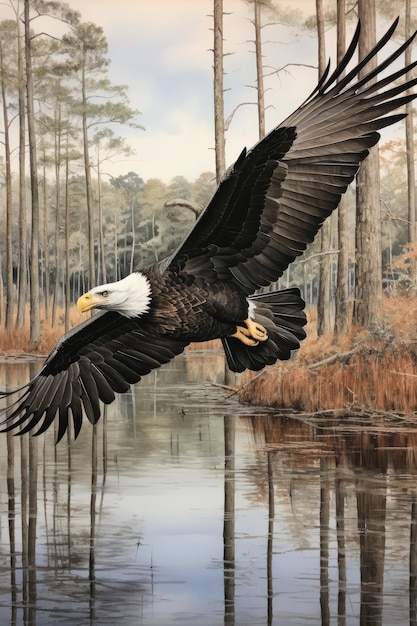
top-left (168, 19), bottom-right (417, 293)
top-left (1, 19), bottom-right (416, 441)
top-left (0, 312), bottom-right (188, 441)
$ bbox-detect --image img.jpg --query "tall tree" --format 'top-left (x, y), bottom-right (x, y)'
top-left (24, 0), bottom-right (41, 344)
top-left (316, 0), bottom-right (332, 337)
top-left (12, 0), bottom-right (78, 329)
top-left (36, 75), bottom-right (73, 326)
top-left (405, 0), bottom-right (416, 288)
top-left (0, 21), bottom-right (17, 329)
top-left (21, 0), bottom-right (79, 340)
top-left (15, 5), bottom-right (27, 330)
top-left (62, 21), bottom-right (140, 288)
top-left (334, 0), bottom-right (350, 337)
top-left (254, 0), bottom-right (265, 139)
top-left (213, 0), bottom-right (226, 183)
top-left (246, 0), bottom-right (306, 141)
top-left (66, 22), bottom-right (105, 289)
top-left (353, 0), bottom-right (382, 328)
top-left (92, 131), bottom-right (133, 282)
top-left (110, 171), bottom-right (144, 275)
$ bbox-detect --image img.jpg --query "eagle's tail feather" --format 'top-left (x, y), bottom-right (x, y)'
top-left (221, 288), bottom-right (307, 373)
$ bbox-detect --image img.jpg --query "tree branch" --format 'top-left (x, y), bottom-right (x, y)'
top-left (164, 198), bottom-right (203, 219)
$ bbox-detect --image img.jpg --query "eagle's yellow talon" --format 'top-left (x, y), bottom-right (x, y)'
top-left (244, 318), bottom-right (268, 341)
top-left (230, 318), bottom-right (268, 346)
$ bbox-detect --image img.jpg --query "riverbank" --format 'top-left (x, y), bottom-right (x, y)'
top-left (0, 306), bottom-right (84, 355)
top-left (1, 295), bottom-right (416, 416)
top-left (237, 295), bottom-right (417, 415)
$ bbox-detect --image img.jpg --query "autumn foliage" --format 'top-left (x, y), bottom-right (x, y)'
top-left (238, 295), bottom-right (417, 415)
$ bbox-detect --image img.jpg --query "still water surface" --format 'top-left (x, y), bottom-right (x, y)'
top-left (0, 352), bottom-right (417, 625)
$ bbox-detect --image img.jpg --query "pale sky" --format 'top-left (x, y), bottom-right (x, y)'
top-left (0, 1), bottom-right (403, 184)
top-left (68, 0), bottom-right (319, 182)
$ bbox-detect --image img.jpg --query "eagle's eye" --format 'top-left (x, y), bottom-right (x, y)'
top-left (100, 290), bottom-right (109, 297)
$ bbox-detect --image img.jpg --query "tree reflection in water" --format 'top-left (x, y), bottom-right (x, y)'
top-left (223, 414), bottom-right (235, 625)
top-left (246, 412), bottom-right (417, 626)
top-left (0, 356), bottom-right (417, 625)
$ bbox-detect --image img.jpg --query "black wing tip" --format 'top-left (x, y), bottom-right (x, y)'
top-left (316, 17), bottom-right (414, 99)
top-left (0, 409), bottom-right (79, 443)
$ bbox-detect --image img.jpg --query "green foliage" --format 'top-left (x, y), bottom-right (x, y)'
top-left (20, 167), bottom-right (216, 285)
top-left (110, 171), bottom-right (144, 198)
top-left (303, 0), bottom-right (416, 32)
top-left (244, 0), bottom-right (303, 26)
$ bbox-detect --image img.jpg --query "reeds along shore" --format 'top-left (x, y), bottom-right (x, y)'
top-left (238, 345), bottom-right (417, 414)
top-left (238, 296), bottom-right (417, 415)
top-left (1, 296), bottom-right (417, 415)
top-left (0, 305), bottom-right (85, 354)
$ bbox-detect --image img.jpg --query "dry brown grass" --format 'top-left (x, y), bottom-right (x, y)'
top-left (381, 293), bottom-right (417, 340)
top-left (239, 346), bottom-right (417, 414)
top-left (238, 295), bottom-right (417, 415)
top-left (0, 305), bottom-right (85, 355)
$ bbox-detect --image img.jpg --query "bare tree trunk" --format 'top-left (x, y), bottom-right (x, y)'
top-left (114, 213), bottom-right (118, 282)
top-left (334, 0), bottom-right (350, 337)
top-left (82, 64), bottom-right (96, 288)
top-left (16, 10), bottom-right (27, 330)
top-left (64, 151), bottom-right (70, 332)
top-left (213, 0), bottom-right (235, 385)
top-left (25, 0), bottom-right (40, 344)
top-left (52, 106), bottom-right (62, 326)
top-left (410, 496), bottom-right (417, 626)
top-left (254, 0), bottom-right (265, 140)
top-left (353, 0), bottom-right (382, 329)
top-left (213, 0), bottom-right (226, 183)
top-left (316, 0), bottom-right (332, 336)
top-left (315, 0), bottom-right (326, 75)
top-left (129, 199), bottom-right (134, 275)
top-left (41, 154), bottom-right (49, 322)
top-left (405, 0), bottom-right (416, 290)
top-left (0, 258), bottom-right (4, 325)
top-left (97, 156), bottom-right (107, 284)
top-left (0, 42), bottom-right (14, 329)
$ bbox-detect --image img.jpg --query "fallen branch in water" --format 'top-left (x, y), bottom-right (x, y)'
top-left (307, 348), bottom-right (357, 369)
top-left (212, 382), bottom-right (237, 393)
top-left (212, 370), bottom-right (272, 398)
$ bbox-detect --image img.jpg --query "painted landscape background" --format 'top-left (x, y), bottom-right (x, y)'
top-left (0, 0), bottom-right (416, 417)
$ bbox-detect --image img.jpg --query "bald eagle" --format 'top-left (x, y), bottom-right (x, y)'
top-left (1, 20), bottom-right (416, 441)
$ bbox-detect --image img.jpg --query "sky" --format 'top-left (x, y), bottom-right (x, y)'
top-left (69, 0), bottom-right (319, 182)
top-left (0, 1), bottom-right (407, 183)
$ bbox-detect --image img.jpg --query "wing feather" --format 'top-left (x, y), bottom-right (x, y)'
top-left (167, 20), bottom-right (417, 293)
top-left (90, 364), bottom-right (116, 405)
top-left (69, 394), bottom-right (83, 441)
top-left (0, 311), bottom-right (188, 441)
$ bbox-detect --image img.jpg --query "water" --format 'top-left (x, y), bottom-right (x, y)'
top-left (0, 352), bottom-right (416, 625)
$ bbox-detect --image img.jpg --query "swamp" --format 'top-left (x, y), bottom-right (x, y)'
top-left (0, 350), bottom-right (416, 625)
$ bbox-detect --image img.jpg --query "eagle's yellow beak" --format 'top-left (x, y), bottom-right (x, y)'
top-left (77, 292), bottom-right (100, 314)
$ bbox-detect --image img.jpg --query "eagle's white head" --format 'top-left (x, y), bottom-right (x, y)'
top-left (77, 272), bottom-right (152, 319)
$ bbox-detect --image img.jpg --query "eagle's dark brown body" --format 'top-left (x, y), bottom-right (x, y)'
top-left (144, 264), bottom-right (247, 341)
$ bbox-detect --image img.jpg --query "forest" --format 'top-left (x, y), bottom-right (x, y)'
top-left (0, 0), bottom-right (415, 358)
